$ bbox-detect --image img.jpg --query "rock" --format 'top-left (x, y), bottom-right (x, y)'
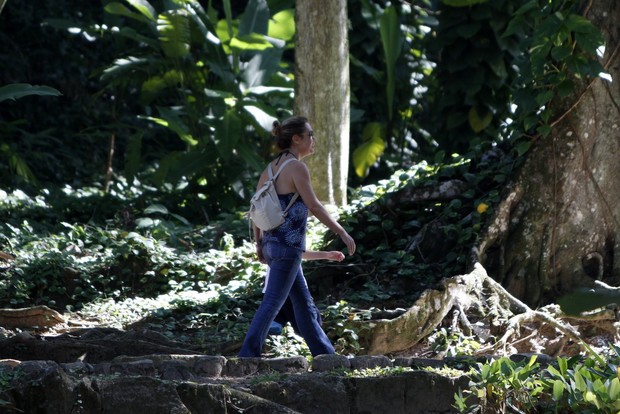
top-left (193, 355), bottom-right (226, 377)
top-left (252, 372), bottom-right (349, 414)
top-left (349, 370), bottom-right (468, 414)
top-left (160, 360), bottom-right (195, 381)
top-left (94, 376), bottom-right (190, 414)
top-left (311, 354), bottom-right (351, 371)
top-left (109, 359), bottom-right (157, 377)
top-left (349, 355), bottom-right (393, 370)
top-left (394, 356), bottom-right (446, 369)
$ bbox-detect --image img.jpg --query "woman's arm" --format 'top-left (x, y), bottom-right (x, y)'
top-left (302, 250), bottom-right (345, 262)
top-left (253, 169), bottom-right (269, 263)
top-left (291, 163), bottom-right (356, 256)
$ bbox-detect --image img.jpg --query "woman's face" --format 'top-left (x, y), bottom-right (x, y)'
top-left (298, 122), bottom-right (315, 157)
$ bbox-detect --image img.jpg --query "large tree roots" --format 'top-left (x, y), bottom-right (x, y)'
top-left (359, 263), bottom-right (620, 357)
top-left (0, 305), bottom-right (65, 328)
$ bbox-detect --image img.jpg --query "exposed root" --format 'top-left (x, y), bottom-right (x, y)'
top-left (359, 263), bottom-right (619, 358)
top-left (0, 305), bottom-right (65, 328)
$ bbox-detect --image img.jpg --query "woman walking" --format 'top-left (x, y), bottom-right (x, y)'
top-left (239, 116), bottom-right (356, 357)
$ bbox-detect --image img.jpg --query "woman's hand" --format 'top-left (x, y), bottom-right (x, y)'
top-left (340, 231), bottom-right (356, 256)
top-left (325, 251), bottom-right (345, 262)
top-left (256, 242), bottom-right (266, 263)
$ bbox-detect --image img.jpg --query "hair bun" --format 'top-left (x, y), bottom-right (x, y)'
top-left (271, 121), bottom-right (282, 137)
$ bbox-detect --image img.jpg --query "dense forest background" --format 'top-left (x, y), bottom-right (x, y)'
top-left (0, 0), bottom-right (611, 356)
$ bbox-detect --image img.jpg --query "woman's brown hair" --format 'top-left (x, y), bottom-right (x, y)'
top-left (271, 116), bottom-right (308, 150)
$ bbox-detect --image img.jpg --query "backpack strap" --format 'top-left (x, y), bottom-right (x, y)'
top-left (266, 157), bottom-right (299, 216)
top-left (268, 158), bottom-right (296, 180)
top-left (282, 193), bottom-right (299, 216)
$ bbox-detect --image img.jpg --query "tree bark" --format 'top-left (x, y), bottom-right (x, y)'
top-left (476, 0), bottom-right (620, 306)
top-left (294, 0), bottom-right (350, 206)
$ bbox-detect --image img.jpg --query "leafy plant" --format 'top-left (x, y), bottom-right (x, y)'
top-left (79, 0), bottom-right (297, 217)
top-left (455, 345), bottom-right (620, 413)
top-left (265, 325), bottom-right (311, 359)
top-left (427, 327), bottom-right (481, 357)
top-left (0, 84), bottom-right (61, 103)
top-left (322, 300), bottom-right (371, 355)
top-left (542, 345), bottom-right (620, 413)
top-left (454, 355), bottom-right (544, 413)
top-left (423, 0), bottom-right (604, 158)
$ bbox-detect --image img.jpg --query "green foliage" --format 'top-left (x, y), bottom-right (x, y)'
top-left (84, 0), bottom-right (297, 216)
top-left (455, 355), bottom-right (543, 412)
top-left (427, 327), bottom-right (481, 357)
top-left (0, 1), bottom-right (124, 189)
top-left (542, 345), bottom-right (620, 413)
top-left (352, 122), bottom-right (387, 178)
top-left (322, 300), bottom-right (373, 355)
top-left (456, 345), bottom-right (620, 413)
top-left (265, 325), bottom-right (311, 359)
top-left (0, 186), bottom-right (260, 310)
top-left (379, 6), bottom-right (404, 122)
top-left (424, 0), bottom-right (604, 156)
top-left (0, 0), bottom-right (610, 365)
top-left (348, 0), bottom-right (436, 180)
top-left (322, 145), bottom-right (513, 310)
top-left (0, 83), bottom-right (62, 184)
top-left (346, 366), bottom-right (414, 378)
top-left (0, 84), bottom-right (61, 102)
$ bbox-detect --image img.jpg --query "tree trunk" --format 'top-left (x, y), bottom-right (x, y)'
top-left (476, 1), bottom-right (620, 306)
top-left (294, 0), bottom-right (350, 206)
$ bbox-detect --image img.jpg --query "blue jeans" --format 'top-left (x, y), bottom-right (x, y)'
top-left (238, 241), bottom-right (335, 357)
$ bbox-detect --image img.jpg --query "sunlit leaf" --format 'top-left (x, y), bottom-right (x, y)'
top-left (126, 0), bottom-right (156, 21)
top-left (215, 18), bottom-right (235, 46)
top-left (101, 56), bottom-right (149, 83)
top-left (135, 217), bottom-right (155, 228)
top-left (141, 70), bottom-right (182, 103)
top-left (144, 204), bottom-right (169, 215)
top-left (230, 33), bottom-right (274, 51)
top-left (157, 10), bottom-right (190, 58)
top-left (142, 106), bottom-right (198, 146)
top-left (104, 2), bottom-right (150, 23)
top-left (268, 9), bottom-right (295, 41)
top-left (610, 378), bottom-right (620, 401)
top-left (246, 86), bottom-right (293, 96)
top-left (353, 123), bottom-right (386, 178)
top-left (552, 379), bottom-right (565, 401)
top-left (243, 105), bottom-right (277, 132)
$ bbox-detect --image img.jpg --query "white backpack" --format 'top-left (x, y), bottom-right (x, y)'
top-left (249, 158), bottom-right (299, 231)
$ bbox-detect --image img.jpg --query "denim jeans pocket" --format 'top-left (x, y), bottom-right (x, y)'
top-left (263, 241), bottom-right (302, 262)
